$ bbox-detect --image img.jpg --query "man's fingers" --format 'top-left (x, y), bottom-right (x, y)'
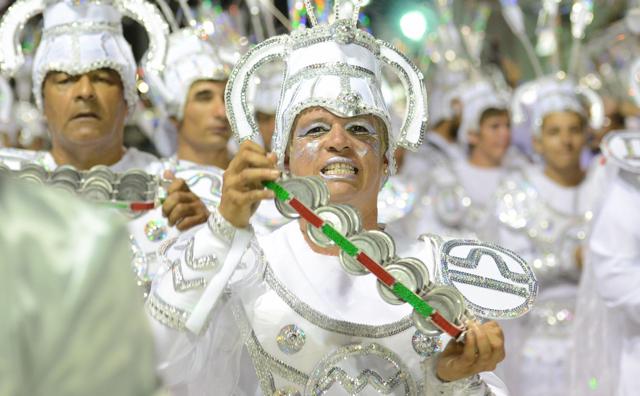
top-left (227, 142), bottom-right (270, 172)
top-left (474, 325), bottom-right (493, 364)
top-left (238, 168), bottom-right (281, 190)
top-left (175, 211), bottom-right (209, 231)
top-left (167, 178), bottom-right (190, 194)
top-left (162, 191), bottom-right (197, 217)
top-left (461, 328), bottom-right (478, 365)
top-left (167, 202), bottom-right (197, 226)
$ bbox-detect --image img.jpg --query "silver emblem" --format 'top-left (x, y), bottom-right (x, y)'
top-left (439, 239), bottom-right (538, 319)
top-left (601, 131), bottom-right (640, 173)
top-left (305, 343), bottom-right (417, 395)
top-left (276, 324), bottom-right (306, 355)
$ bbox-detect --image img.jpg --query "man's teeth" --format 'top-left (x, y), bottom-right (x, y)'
top-left (322, 163), bottom-right (357, 175)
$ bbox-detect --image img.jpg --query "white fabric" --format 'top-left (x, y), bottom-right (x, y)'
top-left (128, 157), bottom-right (224, 285)
top-left (32, 0), bottom-right (137, 114)
top-left (495, 166), bottom-right (597, 396)
top-left (148, 220), bottom-right (509, 395)
top-left (571, 173), bottom-right (640, 396)
top-left (0, 75), bottom-right (14, 133)
top-left (0, 178), bottom-right (157, 396)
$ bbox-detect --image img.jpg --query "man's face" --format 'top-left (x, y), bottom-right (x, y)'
top-left (535, 111), bottom-right (586, 172)
top-left (469, 113), bottom-right (511, 165)
top-left (178, 80), bottom-right (230, 150)
top-left (43, 69), bottom-right (128, 147)
top-left (288, 107), bottom-right (386, 207)
top-left (256, 111), bottom-right (276, 152)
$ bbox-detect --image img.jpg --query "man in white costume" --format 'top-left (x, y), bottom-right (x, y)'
top-left (494, 75), bottom-right (604, 396)
top-left (0, 0), bottom-right (208, 231)
top-left (145, 2), bottom-right (523, 395)
top-left (0, 177), bottom-right (158, 396)
top-left (404, 80), bottom-right (513, 242)
top-left (130, 25), bottom-right (238, 286)
top-left (570, 130), bottom-right (640, 396)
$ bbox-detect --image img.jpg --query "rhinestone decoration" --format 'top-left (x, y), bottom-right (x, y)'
top-left (272, 386), bottom-right (301, 396)
top-left (276, 324), bottom-right (306, 355)
top-left (144, 219), bottom-right (168, 242)
top-left (411, 331), bottom-right (442, 358)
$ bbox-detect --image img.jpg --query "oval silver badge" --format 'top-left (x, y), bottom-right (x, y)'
top-left (601, 130), bottom-right (640, 173)
top-left (439, 239), bottom-right (538, 320)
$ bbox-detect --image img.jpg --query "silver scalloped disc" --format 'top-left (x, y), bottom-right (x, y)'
top-left (306, 205), bottom-right (351, 248)
top-left (377, 263), bottom-right (419, 305)
top-left (339, 232), bottom-right (382, 275)
top-left (275, 177), bottom-right (316, 218)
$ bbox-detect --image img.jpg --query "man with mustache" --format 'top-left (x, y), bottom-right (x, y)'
top-left (0, 0), bottom-right (208, 232)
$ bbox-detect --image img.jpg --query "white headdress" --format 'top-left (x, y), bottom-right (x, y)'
top-left (225, 0), bottom-right (428, 173)
top-left (454, 79), bottom-right (510, 146)
top-left (0, 0), bottom-right (169, 116)
top-left (511, 74), bottom-right (604, 137)
top-left (150, 28), bottom-right (233, 120)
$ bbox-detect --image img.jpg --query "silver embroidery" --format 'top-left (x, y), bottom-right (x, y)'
top-left (264, 264), bottom-right (414, 338)
top-left (305, 343), bottom-right (417, 395)
top-left (231, 302), bottom-right (309, 395)
top-left (171, 258), bottom-right (206, 292)
top-left (146, 290), bottom-right (189, 330)
top-left (284, 62), bottom-right (375, 91)
top-left (184, 237), bottom-right (219, 271)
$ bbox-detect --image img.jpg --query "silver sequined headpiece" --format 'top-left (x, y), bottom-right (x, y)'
top-left (0, 0), bottom-right (168, 116)
top-left (511, 75), bottom-right (604, 137)
top-left (225, 0), bottom-right (427, 173)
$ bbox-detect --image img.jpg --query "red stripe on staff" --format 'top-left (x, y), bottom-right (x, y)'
top-left (430, 311), bottom-right (463, 338)
top-left (357, 252), bottom-right (395, 286)
top-left (130, 202), bottom-right (155, 211)
top-left (289, 198), bottom-right (324, 228)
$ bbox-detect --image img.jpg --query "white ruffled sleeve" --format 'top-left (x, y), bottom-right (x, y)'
top-left (145, 209), bottom-right (256, 394)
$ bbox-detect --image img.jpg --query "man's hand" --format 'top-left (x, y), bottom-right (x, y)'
top-left (218, 141), bottom-right (280, 228)
top-left (162, 171), bottom-right (209, 231)
top-left (435, 321), bottom-right (505, 382)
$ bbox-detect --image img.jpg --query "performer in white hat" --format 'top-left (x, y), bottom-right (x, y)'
top-left (130, 19), bottom-right (243, 286)
top-left (569, 129), bottom-right (640, 396)
top-left (143, 2), bottom-right (543, 394)
top-left (0, 0), bottom-right (208, 232)
top-left (494, 74), bottom-right (604, 396)
top-left (405, 78), bottom-right (514, 242)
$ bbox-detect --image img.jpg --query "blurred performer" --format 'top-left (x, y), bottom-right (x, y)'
top-left (495, 75), bottom-right (604, 396)
top-left (406, 80), bottom-right (513, 242)
top-left (130, 26), bottom-right (238, 284)
top-left (0, 0), bottom-right (207, 229)
top-left (0, 177), bottom-right (158, 396)
top-left (145, 2), bottom-right (515, 395)
top-left (570, 130), bottom-right (640, 396)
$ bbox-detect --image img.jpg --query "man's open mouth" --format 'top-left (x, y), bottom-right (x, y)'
top-left (320, 160), bottom-right (359, 177)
